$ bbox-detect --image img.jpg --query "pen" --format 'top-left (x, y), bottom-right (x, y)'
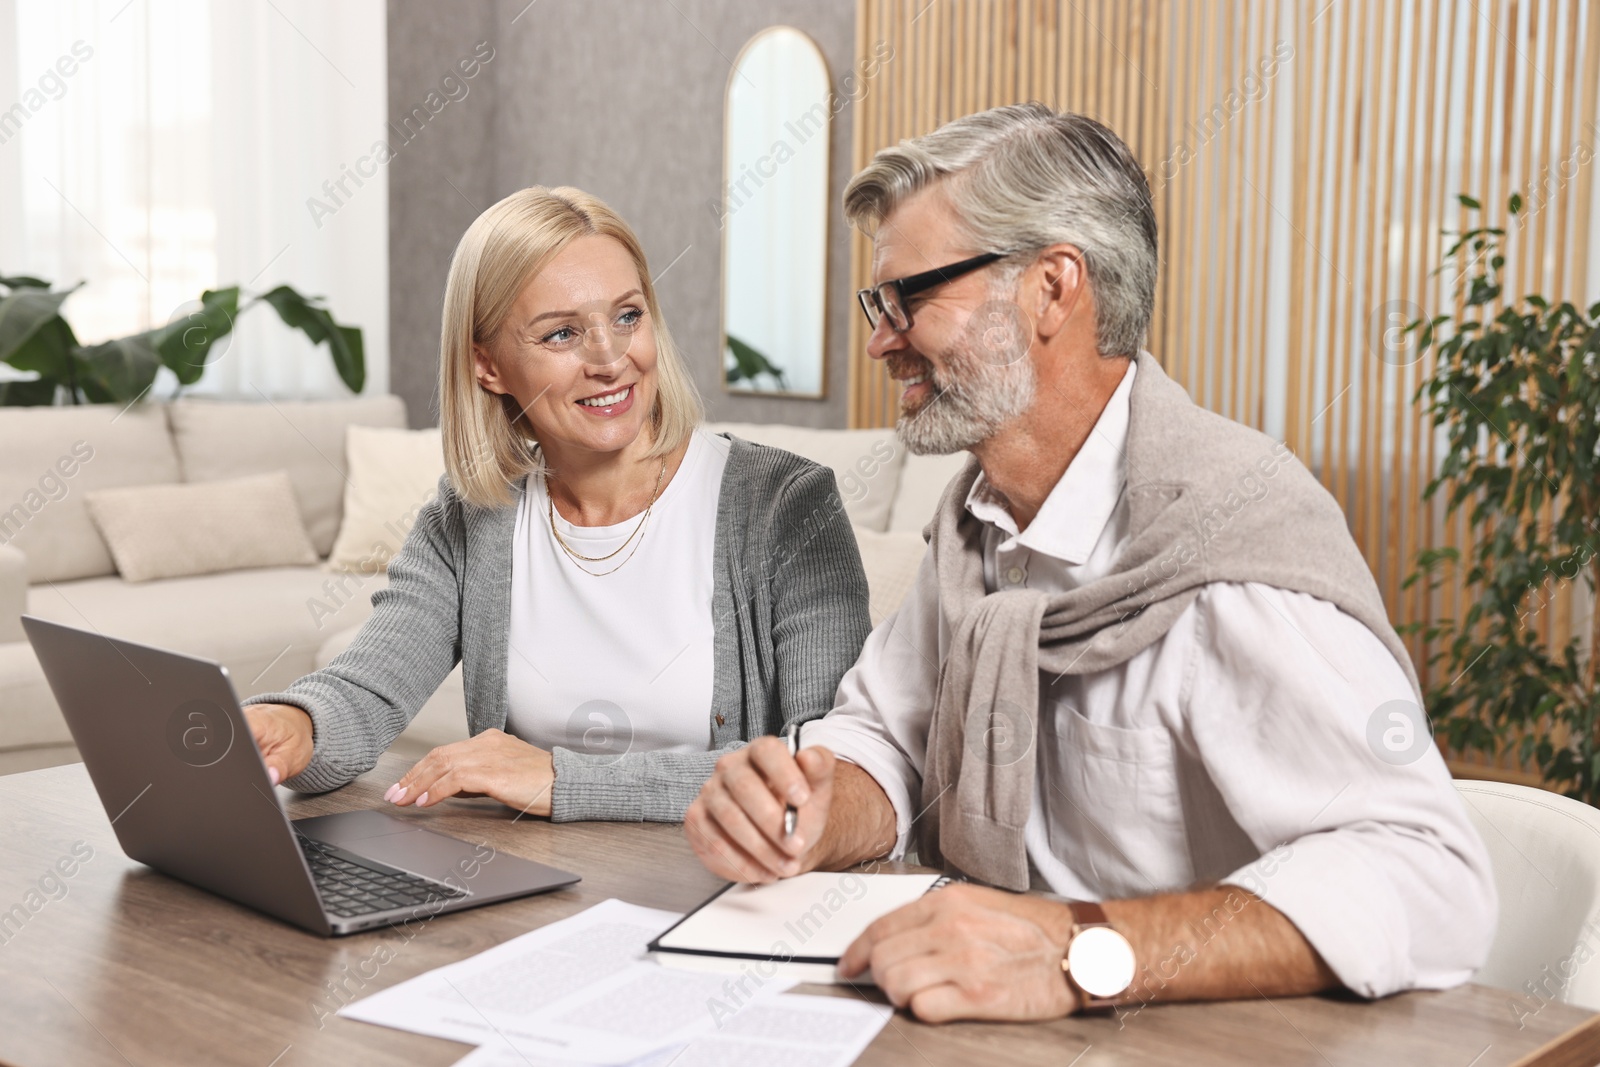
top-left (784, 722), bottom-right (801, 838)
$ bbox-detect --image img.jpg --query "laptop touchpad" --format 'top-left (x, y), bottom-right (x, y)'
top-left (295, 809), bottom-right (427, 845)
top-left (343, 828), bottom-right (480, 886)
top-left (297, 810), bottom-right (480, 884)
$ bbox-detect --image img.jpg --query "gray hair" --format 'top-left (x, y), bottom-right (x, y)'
top-left (843, 103), bottom-right (1157, 357)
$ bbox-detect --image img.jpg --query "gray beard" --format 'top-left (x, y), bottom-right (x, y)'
top-left (895, 335), bottom-right (1036, 456)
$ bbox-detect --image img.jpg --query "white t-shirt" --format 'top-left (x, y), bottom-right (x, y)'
top-left (505, 429), bottom-right (730, 758)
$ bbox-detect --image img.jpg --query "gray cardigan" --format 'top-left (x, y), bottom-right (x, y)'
top-left (243, 435), bottom-right (872, 822)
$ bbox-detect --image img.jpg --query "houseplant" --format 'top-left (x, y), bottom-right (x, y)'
top-left (1405, 193), bottom-right (1600, 803)
top-left (725, 333), bottom-right (789, 390)
top-left (0, 274), bottom-right (364, 405)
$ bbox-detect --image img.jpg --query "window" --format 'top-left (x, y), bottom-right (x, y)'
top-left (0, 0), bottom-right (388, 400)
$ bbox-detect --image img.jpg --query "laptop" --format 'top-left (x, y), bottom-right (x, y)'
top-left (22, 614), bottom-right (580, 936)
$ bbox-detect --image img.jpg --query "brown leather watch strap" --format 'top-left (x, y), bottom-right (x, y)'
top-left (1062, 899), bottom-right (1122, 1013)
top-left (1069, 900), bottom-right (1109, 927)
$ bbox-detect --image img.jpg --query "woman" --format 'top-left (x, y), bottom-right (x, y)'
top-left (243, 186), bottom-right (870, 822)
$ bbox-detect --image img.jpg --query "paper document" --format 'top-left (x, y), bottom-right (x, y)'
top-left (338, 898), bottom-right (794, 1064)
top-left (450, 994), bottom-right (893, 1067)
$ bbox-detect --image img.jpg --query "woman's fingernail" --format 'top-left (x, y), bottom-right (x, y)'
top-left (789, 787), bottom-right (809, 805)
top-left (268, 767), bottom-right (281, 786)
top-left (384, 783), bottom-right (401, 803)
top-left (416, 791), bottom-right (429, 806)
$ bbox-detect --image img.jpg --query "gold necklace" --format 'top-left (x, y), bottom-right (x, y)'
top-left (545, 457), bottom-right (668, 576)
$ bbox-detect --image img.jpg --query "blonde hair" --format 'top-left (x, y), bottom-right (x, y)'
top-left (439, 186), bottom-right (703, 508)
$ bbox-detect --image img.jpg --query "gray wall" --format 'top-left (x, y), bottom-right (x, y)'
top-left (385, 0), bottom-right (500, 428)
top-left (386, 0), bottom-right (860, 430)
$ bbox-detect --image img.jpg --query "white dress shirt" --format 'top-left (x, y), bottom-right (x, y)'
top-left (804, 361), bottom-right (1496, 999)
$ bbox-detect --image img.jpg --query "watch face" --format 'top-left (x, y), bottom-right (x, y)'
top-left (1067, 926), bottom-right (1137, 998)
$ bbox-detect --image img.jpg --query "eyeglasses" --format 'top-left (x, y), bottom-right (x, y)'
top-left (855, 251), bottom-right (1008, 333)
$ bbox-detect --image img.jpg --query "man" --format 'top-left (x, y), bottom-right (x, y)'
top-left (684, 103), bottom-right (1495, 1024)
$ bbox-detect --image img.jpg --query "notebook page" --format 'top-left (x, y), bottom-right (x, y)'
top-left (655, 872), bottom-right (943, 960)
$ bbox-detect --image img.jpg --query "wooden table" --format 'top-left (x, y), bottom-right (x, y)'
top-left (2, 752), bottom-right (1597, 1067)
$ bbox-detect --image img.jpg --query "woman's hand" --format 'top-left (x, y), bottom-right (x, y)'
top-left (386, 729), bottom-right (555, 817)
top-left (244, 703), bottom-right (315, 786)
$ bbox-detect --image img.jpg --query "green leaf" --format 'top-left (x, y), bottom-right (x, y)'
top-left (71, 334), bottom-right (163, 403)
top-left (725, 333), bottom-right (788, 388)
top-left (67, 289), bottom-right (239, 401)
top-left (1458, 193), bottom-right (1482, 210)
top-left (258, 285), bottom-right (365, 394)
top-left (1508, 191), bottom-right (1523, 215)
top-left (0, 377), bottom-right (58, 405)
top-left (0, 275), bottom-right (52, 290)
top-left (0, 284), bottom-right (80, 377)
top-left (1416, 546), bottom-right (1461, 567)
top-left (154, 287), bottom-right (239, 385)
top-left (3, 313), bottom-right (79, 385)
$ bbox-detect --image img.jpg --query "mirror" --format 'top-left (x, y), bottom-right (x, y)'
top-left (719, 27), bottom-right (830, 398)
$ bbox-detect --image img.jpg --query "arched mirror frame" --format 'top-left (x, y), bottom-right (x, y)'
top-left (718, 25), bottom-right (832, 400)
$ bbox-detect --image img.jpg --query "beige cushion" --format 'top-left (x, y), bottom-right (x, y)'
top-left (853, 526), bottom-right (928, 626)
top-left (326, 426), bottom-right (444, 574)
top-left (167, 394), bottom-right (407, 556)
top-left (85, 471), bottom-right (318, 582)
top-left (706, 423), bottom-right (905, 532)
top-left (0, 403), bottom-right (181, 582)
top-left (888, 451), bottom-right (972, 533)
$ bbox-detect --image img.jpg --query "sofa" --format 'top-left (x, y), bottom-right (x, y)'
top-left (0, 398), bottom-right (963, 774)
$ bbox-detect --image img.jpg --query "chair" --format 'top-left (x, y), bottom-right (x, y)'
top-left (1456, 779), bottom-right (1600, 1011)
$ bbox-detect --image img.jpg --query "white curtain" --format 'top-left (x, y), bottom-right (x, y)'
top-left (0, 0), bottom-right (388, 400)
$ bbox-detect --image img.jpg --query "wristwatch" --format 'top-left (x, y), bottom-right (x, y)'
top-left (1060, 900), bottom-right (1136, 1012)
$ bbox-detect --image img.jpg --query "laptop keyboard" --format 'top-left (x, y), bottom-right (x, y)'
top-left (298, 835), bottom-right (469, 918)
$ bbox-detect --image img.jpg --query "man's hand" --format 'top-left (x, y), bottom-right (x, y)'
top-left (838, 884), bottom-right (1078, 1023)
top-left (387, 728), bottom-right (555, 817)
top-left (684, 736), bottom-right (836, 884)
top-left (839, 883), bottom-right (1342, 1022)
top-left (244, 703), bottom-right (315, 786)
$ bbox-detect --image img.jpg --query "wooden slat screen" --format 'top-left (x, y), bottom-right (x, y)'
top-left (848, 0), bottom-right (1600, 780)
